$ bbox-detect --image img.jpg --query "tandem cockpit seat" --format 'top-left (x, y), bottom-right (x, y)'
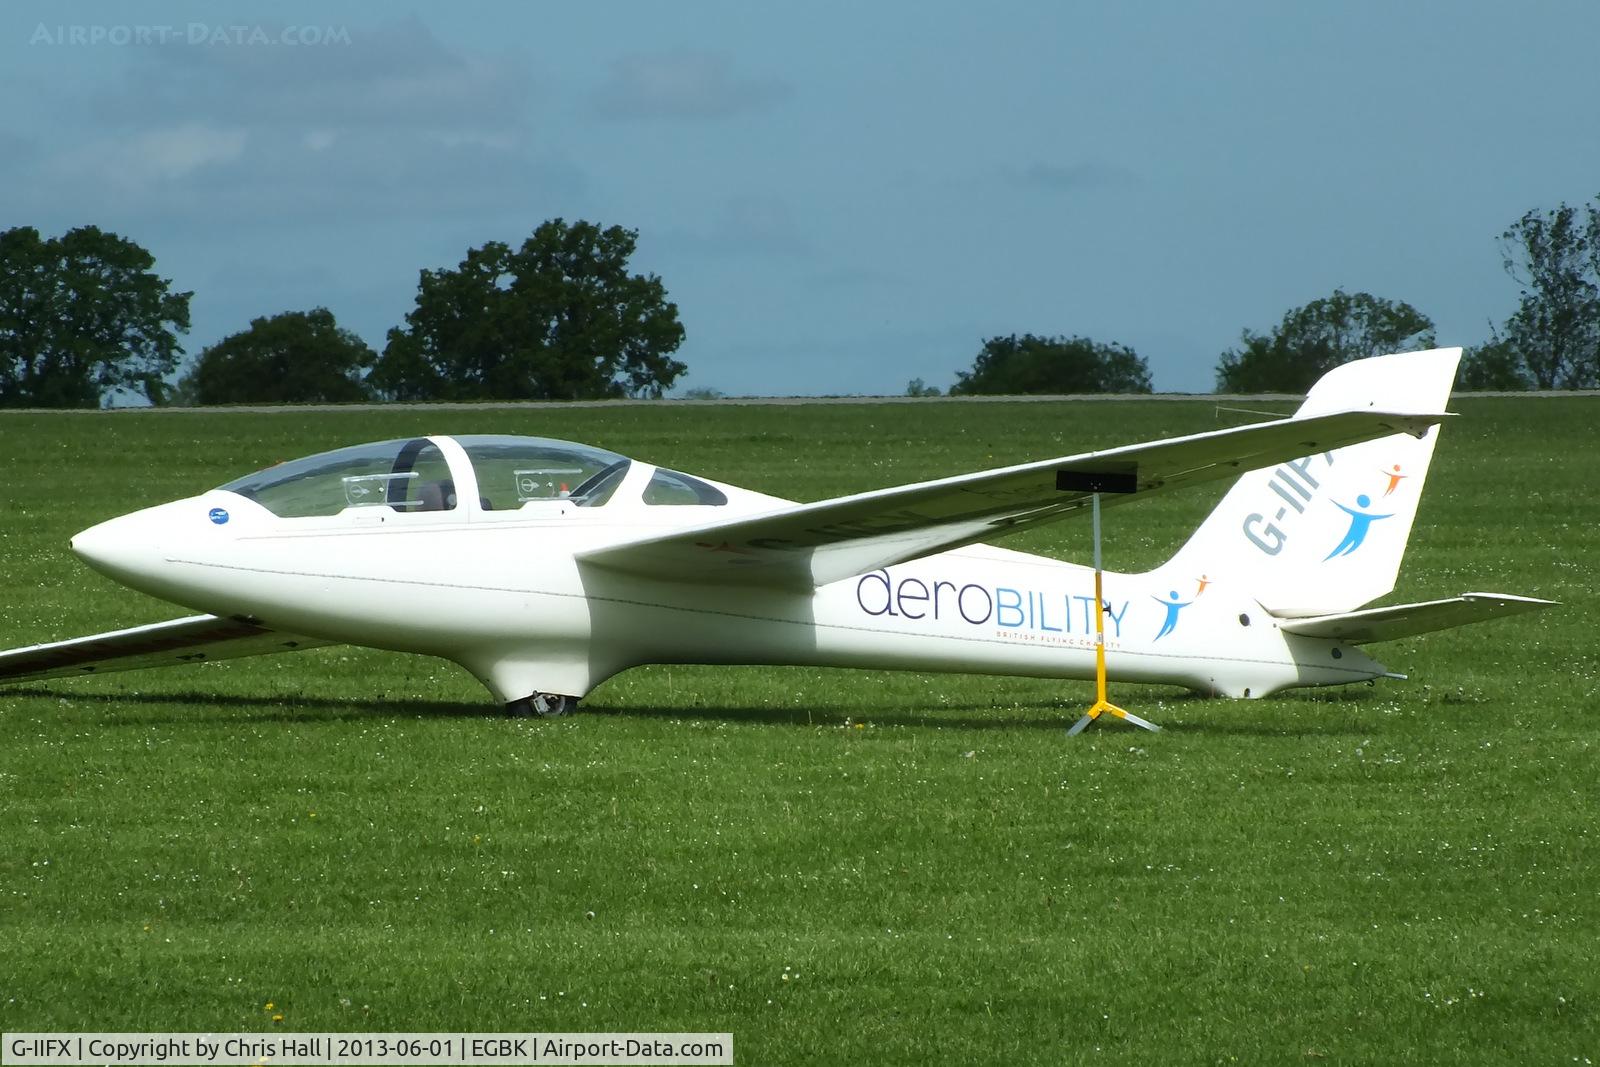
top-left (415, 480), bottom-right (457, 512)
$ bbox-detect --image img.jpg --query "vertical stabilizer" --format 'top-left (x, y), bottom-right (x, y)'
top-left (1160, 348), bottom-right (1461, 617)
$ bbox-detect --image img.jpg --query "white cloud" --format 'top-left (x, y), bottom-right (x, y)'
top-left (47, 121), bottom-right (247, 188)
top-left (590, 49), bottom-right (789, 120)
top-left (132, 122), bottom-right (248, 180)
top-left (10, 17), bottom-right (583, 223)
top-left (88, 16), bottom-right (532, 132)
top-left (659, 195), bottom-right (811, 258)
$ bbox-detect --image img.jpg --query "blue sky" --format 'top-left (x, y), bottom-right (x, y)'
top-left (4, 1), bottom-right (1598, 395)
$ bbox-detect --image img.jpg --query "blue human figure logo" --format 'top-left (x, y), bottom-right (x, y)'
top-left (1152, 590), bottom-right (1192, 640)
top-left (1325, 494), bottom-right (1393, 560)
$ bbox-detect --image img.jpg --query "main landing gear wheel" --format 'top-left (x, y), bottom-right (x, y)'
top-left (506, 693), bottom-right (577, 718)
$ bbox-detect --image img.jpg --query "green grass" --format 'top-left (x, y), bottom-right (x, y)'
top-left (1, 398), bottom-right (1595, 1064)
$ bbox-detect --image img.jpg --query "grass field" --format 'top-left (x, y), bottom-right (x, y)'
top-left (1, 396), bottom-right (1595, 1064)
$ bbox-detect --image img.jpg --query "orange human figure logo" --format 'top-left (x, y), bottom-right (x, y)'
top-left (1381, 464), bottom-right (1406, 496)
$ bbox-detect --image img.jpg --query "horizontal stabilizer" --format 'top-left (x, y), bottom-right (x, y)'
top-left (0, 614), bottom-right (331, 685)
top-left (1276, 592), bottom-right (1555, 644)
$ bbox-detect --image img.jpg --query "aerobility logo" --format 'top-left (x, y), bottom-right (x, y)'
top-left (1152, 574), bottom-right (1209, 640)
top-left (1321, 461), bottom-right (1408, 560)
top-left (855, 569), bottom-right (1130, 637)
top-left (1324, 493), bottom-right (1394, 559)
top-left (1244, 454), bottom-right (1412, 559)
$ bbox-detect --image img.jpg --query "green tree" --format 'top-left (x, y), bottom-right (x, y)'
top-left (949, 334), bottom-right (1151, 395)
top-left (176, 308), bottom-right (376, 405)
top-left (370, 219), bottom-right (686, 401)
top-left (1215, 289), bottom-right (1435, 393)
top-left (1456, 337), bottom-right (1530, 391)
top-left (1496, 198), bottom-right (1599, 388)
top-left (0, 225), bottom-right (190, 407)
top-left (904, 377), bottom-right (942, 397)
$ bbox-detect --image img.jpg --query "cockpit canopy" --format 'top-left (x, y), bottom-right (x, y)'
top-left (220, 438), bottom-right (468, 517)
top-left (218, 435), bottom-right (725, 518)
top-left (456, 435), bottom-right (630, 510)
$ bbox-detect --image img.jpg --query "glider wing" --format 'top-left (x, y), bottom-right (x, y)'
top-left (578, 408), bottom-right (1447, 589)
top-left (0, 615), bottom-right (331, 685)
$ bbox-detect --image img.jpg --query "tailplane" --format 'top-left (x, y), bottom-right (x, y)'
top-left (1162, 348), bottom-right (1461, 617)
top-left (1276, 592), bottom-right (1555, 643)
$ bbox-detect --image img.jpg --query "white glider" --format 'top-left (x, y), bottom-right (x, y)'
top-left (0, 348), bottom-right (1552, 720)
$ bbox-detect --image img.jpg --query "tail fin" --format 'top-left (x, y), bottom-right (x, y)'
top-left (1161, 348), bottom-right (1461, 618)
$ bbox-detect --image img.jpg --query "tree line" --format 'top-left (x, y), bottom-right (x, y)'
top-left (2, 198), bottom-right (1596, 408)
top-left (924, 195), bottom-right (1599, 396)
top-left (0, 219), bottom-right (686, 407)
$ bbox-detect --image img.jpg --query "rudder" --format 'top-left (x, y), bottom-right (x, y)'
top-left (1160, 348), bottom-right (1461, 618)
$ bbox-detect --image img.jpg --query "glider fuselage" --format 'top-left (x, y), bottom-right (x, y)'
top-left (70, 479), bottom-right (1380, 704)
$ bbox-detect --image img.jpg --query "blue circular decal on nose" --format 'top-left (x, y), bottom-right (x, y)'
top-left (208, 507), bottom-right (230, 525)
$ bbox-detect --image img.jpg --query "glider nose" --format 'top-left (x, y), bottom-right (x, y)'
top-left (70, 499), bottom-right (192, 588)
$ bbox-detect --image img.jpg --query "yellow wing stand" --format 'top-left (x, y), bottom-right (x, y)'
top-left (1068, 492), bottom-right (1162, 736)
